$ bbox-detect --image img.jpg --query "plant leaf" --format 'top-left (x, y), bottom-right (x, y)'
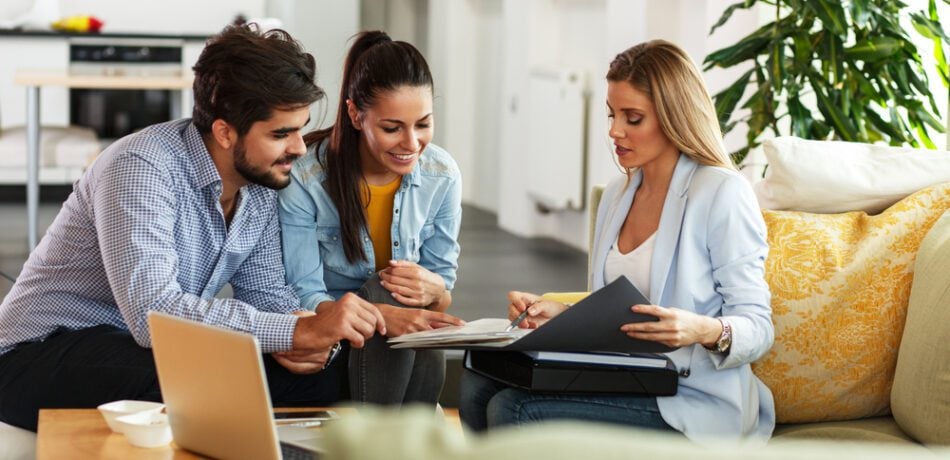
top-left (713, 69), bottom-right (754, 130)
top-left (768, 39), bottom-right (786, 93)
top-left (705, 18), bottom-right (794, 70)
top-left (910, 13), bottom-right (950, 46)
top-left (844, 37), bottom-right (903, 61)
top-left (787, 94), bottom-right (813, 138)
top-left (851, 0), bottom-right (871, 27)
top-left (805, 0), bottom-right (848, 35)
top-left (710, 0), bottom-right (759, 35)
top-left (809, 73), bottom-right (858, 141)
top-left (864, 106), bottom-right (906, 142)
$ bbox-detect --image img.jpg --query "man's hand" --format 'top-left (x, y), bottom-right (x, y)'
top-left (377, 303), bottom-right (464, 337)
top-left (292, 293), bottom-right (386, 350)
top-left (379, 260), bottom-right (447, 308)
top-left (272, 348), bottom-right (331, 374)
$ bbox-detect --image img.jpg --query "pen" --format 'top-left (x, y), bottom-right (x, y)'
top-left (506, 300), bottom-right (536, 331)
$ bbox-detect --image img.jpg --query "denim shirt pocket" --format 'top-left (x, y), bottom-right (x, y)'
top-left (408, 223), bottom-right (436, 262)
top-left (314, 225), bottom-right (350, 272)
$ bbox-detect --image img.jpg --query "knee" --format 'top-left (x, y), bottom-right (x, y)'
top-left (486, 388), bottom-right (535, 428)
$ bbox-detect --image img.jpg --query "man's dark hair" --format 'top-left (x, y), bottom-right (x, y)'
top-left (192, 24), bottom-right (324, 135)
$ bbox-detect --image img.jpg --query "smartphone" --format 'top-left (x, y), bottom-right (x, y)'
top-left (273, 410), bottom-right (338, 424)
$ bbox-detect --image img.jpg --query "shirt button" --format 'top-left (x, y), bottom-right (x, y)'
top-left (367, 269), bottom-right (374, 275)
top-left (394, 241), bottom-right (399, 247)
top-left (364, 236), bottom-right (369, 242)
top-left (394, 209), bottom-right (399, 214)
top-left (332, 236), bottom-right (337, 241)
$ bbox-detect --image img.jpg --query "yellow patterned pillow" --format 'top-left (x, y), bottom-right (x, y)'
top-left (753, 183), bottom-right (950, 424)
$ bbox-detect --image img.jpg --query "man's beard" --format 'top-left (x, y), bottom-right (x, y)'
top-left (233, 140), bottom-right (296, 190)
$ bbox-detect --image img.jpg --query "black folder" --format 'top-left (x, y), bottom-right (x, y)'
top-left (464, 350), bottom-right (679, 395)
top-left (390, 276), bottom-right (679, 355)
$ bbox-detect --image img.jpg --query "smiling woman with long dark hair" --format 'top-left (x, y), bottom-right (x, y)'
top-left (278, 31), bottom-right (464, 406)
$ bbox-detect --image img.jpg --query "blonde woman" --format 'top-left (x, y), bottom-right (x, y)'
top-left (459, 40), bottom-right (775, 442)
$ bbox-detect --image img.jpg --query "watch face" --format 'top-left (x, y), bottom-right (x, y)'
top-left (717, 335), bottom-right (732, 353)
top-left (716, 322), bottom-right (732, 353)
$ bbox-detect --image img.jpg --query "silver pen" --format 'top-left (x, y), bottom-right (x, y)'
top-left (505, 300), bottom-right (536, 332)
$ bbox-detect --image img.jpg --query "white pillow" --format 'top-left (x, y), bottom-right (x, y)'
top-left (753, 136), bottom-right (950, 214)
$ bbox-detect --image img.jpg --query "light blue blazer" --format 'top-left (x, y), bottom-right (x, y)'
top-left (591, 154), bottom-right (775, 442)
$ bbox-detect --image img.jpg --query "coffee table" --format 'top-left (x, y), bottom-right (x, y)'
top-left (36, 406), bottom-right (462, 458)
top-left (35, 408), bottom-right (340, 459)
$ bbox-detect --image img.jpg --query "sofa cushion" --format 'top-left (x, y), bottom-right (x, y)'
top-left (322, 406), bottom-right (950, 459)
top-left (753, 137), bottom-right (950, 214)
top-left (752, 184), bottom-right (950, 423)
top-left (772, 416), bottom-right (916, 445)
top-left (891, 210), bottom-right (950, 445)
top-left (0, 421), bottom-right (36, 460)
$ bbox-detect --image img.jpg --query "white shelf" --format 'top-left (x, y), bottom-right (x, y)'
top-left (0, 166), bottom-right (84, 185)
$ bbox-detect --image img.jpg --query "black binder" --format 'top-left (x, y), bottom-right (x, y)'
top-left (465, 350), bottom-right (679, 396)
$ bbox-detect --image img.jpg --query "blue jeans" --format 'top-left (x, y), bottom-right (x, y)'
top-left (459, 369), bottom-right (677, 433)
top-left (348, 336), bottom-right (444, 406)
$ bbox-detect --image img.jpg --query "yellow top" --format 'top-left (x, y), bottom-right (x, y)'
top-left (363, 178), bottom-right (401, 271)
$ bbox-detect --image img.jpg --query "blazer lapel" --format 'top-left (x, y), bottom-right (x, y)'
top-left (591, 173), bottom-right (640, 289)
top-left (649, 154), bottom-right (698, 304)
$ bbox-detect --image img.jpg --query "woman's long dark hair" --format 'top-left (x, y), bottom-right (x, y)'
top-left (304, 31), bottom-right (433, 263)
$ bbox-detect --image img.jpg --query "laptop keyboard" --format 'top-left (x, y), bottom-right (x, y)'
top-left (280, 442), bottom-right (321, 460)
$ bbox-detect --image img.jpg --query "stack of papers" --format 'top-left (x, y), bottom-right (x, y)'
top-left (388, 318), bottom-right (531, 349)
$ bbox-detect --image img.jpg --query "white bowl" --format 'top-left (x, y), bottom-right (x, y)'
top-left (114, 411), bottom-right (172, 448)
top-left (96, 400), bottom-right (164, 433)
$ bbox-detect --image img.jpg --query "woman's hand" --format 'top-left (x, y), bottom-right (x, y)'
top-left (377, 303), bottom-right (465, 337)
top-left (379, 260), bottom-right (447, 308)
top-left (620, 304), bottom-right (723, 348)
top-left (506, 291), bottom-right (569, 329)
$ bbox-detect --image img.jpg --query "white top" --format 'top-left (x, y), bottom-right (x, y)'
top-left (604, 231), bottom-right (656, 301)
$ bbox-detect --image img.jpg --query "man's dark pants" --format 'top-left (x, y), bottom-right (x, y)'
top-left (0, 325), bottom-right (346, 431)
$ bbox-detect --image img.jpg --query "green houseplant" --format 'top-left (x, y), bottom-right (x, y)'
top-left (705, 0), bottom-right (950, 164)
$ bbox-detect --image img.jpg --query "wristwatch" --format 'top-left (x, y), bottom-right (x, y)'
top-left (710, 318), bottom-right (732, 354)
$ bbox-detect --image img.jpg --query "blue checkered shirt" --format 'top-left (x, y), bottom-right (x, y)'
top-left (0, 119), bottom-right (300, 356)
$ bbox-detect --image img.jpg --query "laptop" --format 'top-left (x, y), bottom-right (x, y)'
top-left (148, 311), bottom-right (325, 460)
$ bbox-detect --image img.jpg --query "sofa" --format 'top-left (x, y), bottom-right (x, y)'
top-left (318, 406), bottom-right (950, 460)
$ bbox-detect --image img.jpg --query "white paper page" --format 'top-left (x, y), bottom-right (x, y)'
top-left (388, 318), bottom-right (532, 346)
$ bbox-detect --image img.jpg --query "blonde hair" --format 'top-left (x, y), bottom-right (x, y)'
top-left (606, 40), bottom-right (735, 170)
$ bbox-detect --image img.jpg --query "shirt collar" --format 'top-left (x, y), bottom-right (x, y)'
top-left (184, 123), bottom-right (223, 191)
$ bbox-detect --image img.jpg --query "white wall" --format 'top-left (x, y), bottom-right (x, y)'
top-left (68, 0), bottom-right (263, 35)
top-left (268, 0), bottom-right (360, 131)
top-left (427, 0), bottom-right (763, 251)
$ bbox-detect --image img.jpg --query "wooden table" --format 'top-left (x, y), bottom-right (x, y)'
top-left (35, 407), bottom-right (341, 460)
top-left (37, 409), bottom-right (200, 459)
top-left (36, 406), bottom-right (462, 459)
top-left (36, 407), bottom-right (462, 460)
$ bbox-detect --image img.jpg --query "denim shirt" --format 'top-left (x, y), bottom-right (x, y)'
top-left (278, 141), bottom-right (462, 311)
